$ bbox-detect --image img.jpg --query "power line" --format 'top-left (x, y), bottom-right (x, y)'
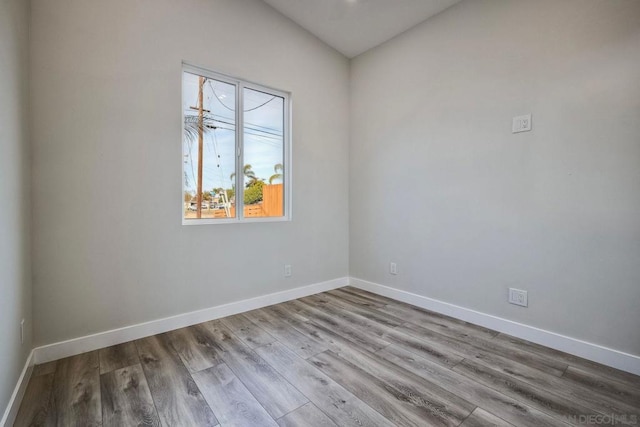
top-left (203, 81), bottom-right (284, 134)
top-left (184, 140), bottom-right (197, 189)
top-left (185, 104), bottom-right (283, 134)
top-left (184, 111), bottom-right (283, 138)
top-left (186, 116), bottom-right (283, 144)
top-left (208, 80), bottom-right (278, 112)
top-left (207, 125), bottom-right (282, 147)
top-left (211, 128), bottom-right (227, 188)
top-left (207, 117), bottom-right (283, 139)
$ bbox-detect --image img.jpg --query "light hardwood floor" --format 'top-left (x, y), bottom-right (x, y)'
top-left (14, 287), bottom-right (640, 426)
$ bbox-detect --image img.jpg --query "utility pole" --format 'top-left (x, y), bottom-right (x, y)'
top-left (196, 76), bottom-right (205, 219)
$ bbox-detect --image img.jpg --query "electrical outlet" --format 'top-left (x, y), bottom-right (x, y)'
top-left (512, 114), bottom-right (532, 133)
top-left (20, 319), bottom-right (25, 344)
top-left (508, 288), bottom-right (528, 307)
top-left (284, 264), bottom-right (292, 277)
top-left (389, 262), bottom-right (398, 275)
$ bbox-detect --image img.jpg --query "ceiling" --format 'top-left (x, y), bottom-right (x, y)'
top-left (262, 0), bottom-right (462, 58)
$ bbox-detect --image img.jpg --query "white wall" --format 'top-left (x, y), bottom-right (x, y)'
top-left (30, 0), bottom-right (350, 346)
top-left (0, 0), bottom-right (32, 415)
top-left (350, 0), bottom-right (640, 355)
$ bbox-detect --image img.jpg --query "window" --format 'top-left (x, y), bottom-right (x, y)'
top-left (182, 64), bottom-right (290, 224)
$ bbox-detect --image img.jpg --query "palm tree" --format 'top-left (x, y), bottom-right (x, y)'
top-left (230, 164), bottom-right (262, 188)
top-left (244, 164), bottom-right (262, 187)
top-left (269, 163), bottom-right (283, 184)
top-left (183, 114), bottom-right (216, 142)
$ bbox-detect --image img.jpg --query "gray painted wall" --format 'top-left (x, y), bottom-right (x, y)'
top-left (350, 0), bottom-right (640, 355)
top-left (0, 0), bottom-right (32, 415)
top-left (17, 0), bottom-right (640, 374)
top-left (30, 0), bottom-right (350, 346)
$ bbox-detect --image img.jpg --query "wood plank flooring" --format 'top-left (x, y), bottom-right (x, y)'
top-left (14, 286), bottom-right (640, 426)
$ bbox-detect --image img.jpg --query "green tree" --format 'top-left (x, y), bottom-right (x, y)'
top-left (212, 187), bottom-right (234, 203)
top-left (244, 181), bottom-right (265, 205)
top-left (243, 164), bottom-right (263, 187)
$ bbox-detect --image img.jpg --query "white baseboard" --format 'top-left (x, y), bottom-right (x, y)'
top-left (0, 350), bottom-right (34, 427)
top-left (33, 277), bottom-right (348, 364)
top-left (350, 277), bottom-right (640, 376)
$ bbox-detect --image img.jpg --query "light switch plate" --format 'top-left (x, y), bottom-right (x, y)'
top-left (512, 114), bottom-right (532, 133)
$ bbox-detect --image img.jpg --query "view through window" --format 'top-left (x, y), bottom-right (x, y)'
top-left (182, 66), bottom-right (289, 223)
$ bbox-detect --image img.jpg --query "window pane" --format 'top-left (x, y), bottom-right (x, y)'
top-left (183, 72), bottom-right (237, 220)
top-left (242, 87), bottom-right (285, 218)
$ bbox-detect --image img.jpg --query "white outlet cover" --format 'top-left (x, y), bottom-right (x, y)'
top-left (508, 288), bottom-right (528, 307)
top-left (389, 262), bottom-right (398, 275)
top-left (512, 114), bottom-right (532, 133)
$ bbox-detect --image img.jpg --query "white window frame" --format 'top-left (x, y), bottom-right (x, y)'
top-left (182, 63), bottom-right (292, 225)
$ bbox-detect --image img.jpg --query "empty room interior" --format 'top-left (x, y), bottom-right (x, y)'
top-left (2, 0), bottom-right (640, 425)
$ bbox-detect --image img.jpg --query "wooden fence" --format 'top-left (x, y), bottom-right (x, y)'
top-left (262, 184), bottom-right (284, 217)
top-left (212, 184), bottom-right (283, 218)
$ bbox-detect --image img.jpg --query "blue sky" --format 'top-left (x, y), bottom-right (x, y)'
top-left (183, 72), bottom-right (284, 195)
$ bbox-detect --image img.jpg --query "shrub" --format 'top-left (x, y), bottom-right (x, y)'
top-left (244, 181), bottom-right (264, 205)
